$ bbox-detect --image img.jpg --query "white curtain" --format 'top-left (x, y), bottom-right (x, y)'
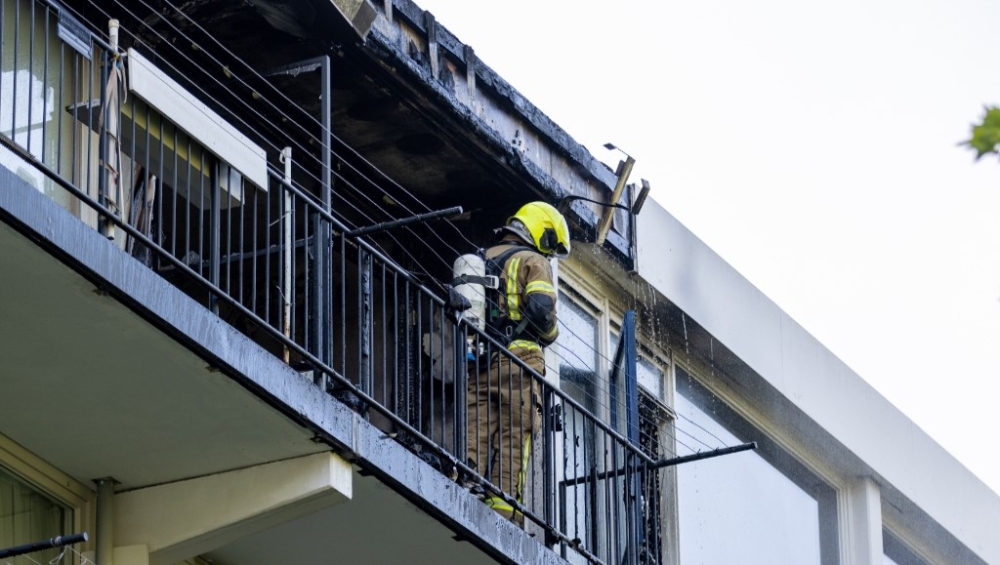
top-left (0, 467), bottom-right (66, 562)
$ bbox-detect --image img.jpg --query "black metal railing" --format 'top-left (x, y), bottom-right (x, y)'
top-left (0, 1), bottom-right (670, 562)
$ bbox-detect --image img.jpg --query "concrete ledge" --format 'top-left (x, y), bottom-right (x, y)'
top-left (116, 453), bottom-right (352, 565)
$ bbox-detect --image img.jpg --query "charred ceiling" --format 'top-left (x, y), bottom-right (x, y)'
top-left (79, 0), bottom-right (625, 263)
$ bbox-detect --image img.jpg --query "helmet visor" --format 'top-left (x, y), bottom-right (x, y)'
top-left (540, 227), bottom-right (571, 258)
top-left (553, 241), bottom-right (570, 259)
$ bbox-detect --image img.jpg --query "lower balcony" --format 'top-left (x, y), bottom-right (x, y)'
top-left (0, 165), bottom-right (568, 565)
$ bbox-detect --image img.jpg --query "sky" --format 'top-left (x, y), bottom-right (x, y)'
top-left (414, 0), bottom-right (1000, 496)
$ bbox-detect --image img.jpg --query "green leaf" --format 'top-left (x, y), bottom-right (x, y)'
top-left (965, 106), bottom-right (1000, 160)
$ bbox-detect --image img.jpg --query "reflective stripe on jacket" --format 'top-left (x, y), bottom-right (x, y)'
top-left (486, 242), bottom-right (559, 348)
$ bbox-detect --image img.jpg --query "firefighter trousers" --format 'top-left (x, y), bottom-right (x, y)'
top-left (466, 348), bottom-right (543, 523)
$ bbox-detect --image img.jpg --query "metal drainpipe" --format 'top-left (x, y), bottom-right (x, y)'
top-left (94, 478), bottom-right (117, 565)
top-left (321, 55), bottom-right (332, 380)
top-left (310, 55), bottom-right (332, 388)
top-left (261, 56), bottom-right (331, 384)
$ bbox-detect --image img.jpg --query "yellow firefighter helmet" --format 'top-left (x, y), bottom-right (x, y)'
top-left (507, 201), bottom-right (571, 258)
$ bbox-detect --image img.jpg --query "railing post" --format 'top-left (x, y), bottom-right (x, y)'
top-left (209, 160), bottom-right (221, 315)
top-left (456, 323), bottom-right (468, 457)
top-left (625, 454), bottom-right (637, 565)
top-left (280, 148), bottom-right (294, 363)
top-left (309, 217), bottom-right (326, 382)
top-left (589, 463), bottom-right (598, 553)
top-left (359, 248), bottom-right (372, 398)
top-left (542, 387), bottom-right (555, 545)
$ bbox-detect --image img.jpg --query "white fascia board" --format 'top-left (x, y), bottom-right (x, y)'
top-left (115, 453), bottom-right (351, 565)
top-left (635, 196), bottom-right (1000, 564)
top-left (127, 48), bottom-right (268, 191)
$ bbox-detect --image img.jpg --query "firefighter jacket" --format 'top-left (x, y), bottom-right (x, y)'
top-left (485, 240), bottom-right (559, 354)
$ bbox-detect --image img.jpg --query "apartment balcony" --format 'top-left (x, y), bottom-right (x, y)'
top-left (0, 1), bottom-right (663, 564)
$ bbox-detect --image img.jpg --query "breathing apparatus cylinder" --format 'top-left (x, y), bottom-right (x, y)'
top-left (453, 254), bottom-right (486, 331)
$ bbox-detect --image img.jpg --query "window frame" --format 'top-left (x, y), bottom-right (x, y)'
top-left (0, 432), bottom-right (93, 547)
top-left (557, 270), bottom-right (680, 564)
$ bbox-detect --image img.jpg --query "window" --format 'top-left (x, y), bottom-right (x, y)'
top-left (0, 466), bottom-right (70, 563)
top-left (611, 332), bottom-right (674, 565)
top-left (556, 291), bottom-right (604, 558)
top-left (675, 367), bottom-right (838, 565)
top-left (0, 68), bottom-right (53, 190)
top-left (637, 356), bottom-right (664, 401)
top-left (637, 389), bottom-right (674, 564)
top-left (556, 287), bottom-right (675, 564)
top-left (558, 291), bottom-right (602, 412)
top-left (1, 0), bottom-right (84, 213)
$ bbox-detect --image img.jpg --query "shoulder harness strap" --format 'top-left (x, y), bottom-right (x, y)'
top-left (451, 245), bottom-right (531, 289)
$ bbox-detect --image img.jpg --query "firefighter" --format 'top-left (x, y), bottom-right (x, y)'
top-left (466, 201), bottom-right (571, 525)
